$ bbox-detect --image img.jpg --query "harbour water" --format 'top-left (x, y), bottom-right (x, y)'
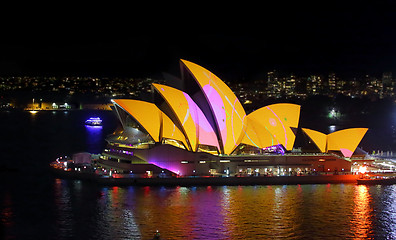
top-left (2, 178), bottom-right (396, 239)
top-left (1, 110), bottom-right (396, 239)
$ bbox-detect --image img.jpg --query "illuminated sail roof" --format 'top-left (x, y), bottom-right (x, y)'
top-left (112, 99), bottom-right (161, 142)
top-left (302, 128), bottom-right (368, 157)
top-left (110, 60), bottom-right (367, 158)
top-left (181, 59), bottom-right (246, 155)
top-left (153, 83), bottom-right (220, 152)
top-left (241, 116), bottom-right (279, 149)
top-left (327, 128), bottom-right (368, 157)
top-left (161, 113), bottom-right (189, 149)
top-left (301, 128), bottom-right (327, 153)
top-left (112, 99), bottom-right (188, 147)
top-left (247, 103), bottom-right (300, 150)
top-left (266, 103), bottom-right (300, 128)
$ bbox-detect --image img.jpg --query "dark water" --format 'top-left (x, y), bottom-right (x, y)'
top-left (2, 179), bottom-right (396, 239)
top-left (1, 111), bottom-right (396, 239)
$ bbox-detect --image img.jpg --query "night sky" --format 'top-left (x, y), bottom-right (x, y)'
top-left (1, 1), bottom-right (396, 81)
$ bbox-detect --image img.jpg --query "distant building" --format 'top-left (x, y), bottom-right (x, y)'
top-left (307, 75), bottom-right (324, 95)
top-left (25, 102), bottom-right (73, 111)
top-left (382, 72), bottom-right (394, 97)
top-left (328, 73), bottom-right (337, 95)
top-left (336, 78), bottom-right (347, 94)
top-left (285, 73), bottom-right (296, 98)
top-left (295, 76), bottom-right (307, 98)
top-left (363, 75), bottom-right (383, 98)
top-left (267, 70), bottom-right (281, 98)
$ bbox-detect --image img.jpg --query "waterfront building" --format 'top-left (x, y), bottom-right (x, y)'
top-left (382, 72), bottom-right (394, 97)
top-left (336, 78), bottom-right (347, 95)
top-left (98, 60), bottom-right (368, 177)
top-left (267, 70), bottom-right (281, 98)
top-left (364, 75), bottom-right (383, 98)
top-left (306, 75), bottom-right (324, 95)
top-left (295, 76), bottom-right (307, 99)
top-left (328, 73), bottom-right (337, 93)
top-left (285, 73), bottom-right (296, 98)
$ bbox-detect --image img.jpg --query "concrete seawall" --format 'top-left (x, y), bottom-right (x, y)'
top-left (51, 169), bottom-right (359, 186)
top-left (94, 174), bottom-right (359, 186)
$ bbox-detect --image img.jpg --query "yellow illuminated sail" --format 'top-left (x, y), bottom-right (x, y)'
top-left (241, 117), bottom-right (279, 149)
top-left (153, 83), bottom-right (220, 151)
top-left (181, 59), bottom-right (246, 154)
top-left (112, 99), bottom-right (161, 142)
top-left (302, 128), bottom-right (368, 157)
top-left (302, 128), bottom-right (327, 153)
top-left (327, 128), bottom-right (368, 157)
top-left (112, 99), bottom-right (188, 148)
top-left (266, 103), bottom-right (300, 128)
top-left (247, 104), bottom-right (298, 150)
top-left (111, 60), bottom-right (367, 159)
top-left (161, 112), bottom-right (188, 148)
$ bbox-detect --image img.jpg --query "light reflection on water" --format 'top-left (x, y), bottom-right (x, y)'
top-left (18, 182), bottom-right (391, 239)
top-left (1, 176), bottom-right (396, 239)
top-left (351, 185), bottom-right (373, 238)
top-left (85, 125), bottom-right (103, 154)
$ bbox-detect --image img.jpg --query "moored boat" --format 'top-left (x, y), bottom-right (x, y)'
top-left (50, 152), bottom-right (98, 179)
top-left (357, 176), bottom-right (396, 185)
top-left (85, 117), bottom-right (102, 126)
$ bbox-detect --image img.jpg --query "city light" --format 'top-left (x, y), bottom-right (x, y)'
top-left (358, 166), bottom-right (367, 174)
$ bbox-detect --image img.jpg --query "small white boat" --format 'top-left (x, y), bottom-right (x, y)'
top-left (85, 117), bottom-right (102, 126)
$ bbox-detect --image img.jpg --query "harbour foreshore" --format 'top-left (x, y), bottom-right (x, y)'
top-left (51, 169), bottom-right (360, 186)
top-left (97, 174), bottom-right (360, 186)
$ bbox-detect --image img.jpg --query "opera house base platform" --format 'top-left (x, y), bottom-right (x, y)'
top-left (98, 144), bottom-right (355, 178)
top-left (94, 174), bottom-right (360, 186)
top-left (51, 166), bottom-right (360, 187)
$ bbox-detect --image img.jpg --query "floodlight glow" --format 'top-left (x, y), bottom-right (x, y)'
top-left (358, 166), bottom-right (367, 174)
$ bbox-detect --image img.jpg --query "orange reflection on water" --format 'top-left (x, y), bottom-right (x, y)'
top-left (219, 185), bottom-right (301, 239)
top-left (351, 185), bottom-right (373, 239)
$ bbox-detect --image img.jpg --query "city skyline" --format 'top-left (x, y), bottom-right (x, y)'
top-left (2, 68), bottom-right (396, 115)
top-left (1, 69), bottom-right (394, 96)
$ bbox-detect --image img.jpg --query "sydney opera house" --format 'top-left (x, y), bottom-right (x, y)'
top-left (98, 60), bottom-right (368, 177)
